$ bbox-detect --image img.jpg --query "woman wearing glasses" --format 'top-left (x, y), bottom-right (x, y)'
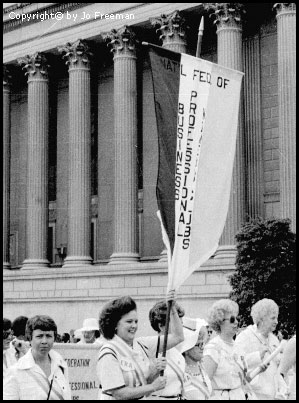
top-left (176, 317), bottom-right (212, 400)
top-left (203, 299), bottom-right (249, 400)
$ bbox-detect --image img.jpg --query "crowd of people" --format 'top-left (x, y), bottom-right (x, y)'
top-left (3, 295), bottom-right (296, 400)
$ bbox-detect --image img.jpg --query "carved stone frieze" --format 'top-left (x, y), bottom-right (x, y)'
top-left (150, 10), bottom-right (187, 46)
top-left (58, 39), bottom-right (92, 69)
top-left (104, 26), bottom-right (137, 57)
top-left (17, 52), bottom-right (49, 79)
top-left (206, 3), bottom-right (245, 29)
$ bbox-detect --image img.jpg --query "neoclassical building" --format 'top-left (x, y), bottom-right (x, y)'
top-left (3, 3), bottom-right (296, 335)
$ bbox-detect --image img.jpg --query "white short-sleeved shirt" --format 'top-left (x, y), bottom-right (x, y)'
top-left (97, 335), bottom-right (156, 400)
top-left (203, 335), bottom-right (244, 391)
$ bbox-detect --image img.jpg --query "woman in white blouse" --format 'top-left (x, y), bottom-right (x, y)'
top-left (3, 315), bottom-right (71, 400)
top-left (203, 299), bottom-right (248, 400)
top-left (176, 317), bottom-right (212, 400)
top-left (234, 298), bottom-right (285, 400)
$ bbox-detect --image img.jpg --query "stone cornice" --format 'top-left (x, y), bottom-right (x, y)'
top-left (105, 25), bottom-right (137, 57)
top-left (206, 3), bottom-right (245, 30)
top-left (58, 39), bottom-right (92, 69)
top-left (150, 9), bottom-right (187, 46)
top-left (4, 3), bottom-right (202, 64)
top-left (18, 52), bottom-right (50, 80)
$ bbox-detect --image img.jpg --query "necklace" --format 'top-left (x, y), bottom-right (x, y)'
top-left (198, 364), bottom-right (209, 389)
top-left (186, 362), bottom-right (201, 376)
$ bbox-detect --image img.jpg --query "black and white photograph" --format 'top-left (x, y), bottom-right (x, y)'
top-left (3, 3), bottom-right (296, 400)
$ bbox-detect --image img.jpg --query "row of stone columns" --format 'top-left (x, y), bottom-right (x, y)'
top-left (3, 4), bottom-right (296, 270)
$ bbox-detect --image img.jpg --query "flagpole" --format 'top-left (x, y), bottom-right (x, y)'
top-left (196, 16), bottom-right (204, 58)
top-left (160, 299), bottom-right (173, 376)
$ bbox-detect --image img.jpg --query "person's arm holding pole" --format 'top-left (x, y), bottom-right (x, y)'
top-left (159, 290), bottom-right (184, 375)
top-left (246, 342), bottom-right (285, 382)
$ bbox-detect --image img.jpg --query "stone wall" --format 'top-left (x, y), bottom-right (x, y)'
top-left (3, 258), bottom-right (234, 336)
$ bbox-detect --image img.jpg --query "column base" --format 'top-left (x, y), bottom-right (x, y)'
top-left (214, 245), bottom-right (237, 260)
top-left (158, 248), bottom-right (168, 263)
top-left (3, 262), bottom-right (11, 270)
top-left (22, 259), bottom-right (49, 270)
top-left (109, 252), bottom-right (140, 265)
top-left (63, 256), bottom-right (93, 268)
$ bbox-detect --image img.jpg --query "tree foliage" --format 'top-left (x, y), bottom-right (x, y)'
top-left (229, 218), bottom-right (296, 337)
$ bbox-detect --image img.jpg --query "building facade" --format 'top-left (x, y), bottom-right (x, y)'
top-left (3, 3), bottom-right (296, 335)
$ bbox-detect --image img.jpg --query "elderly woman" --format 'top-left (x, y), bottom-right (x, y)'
top-left (148, 299), bottom-right (186, 400)
top-left (97, 293), bottom-right (184, 400)
top-left (203, 299), bottom-right (248, 400)
top-left (176, 317), bottom-right (212, 400)
top-left (234, 298), bottom-right (282, 400)
top-left (3, 315), bottom-right (71, 400)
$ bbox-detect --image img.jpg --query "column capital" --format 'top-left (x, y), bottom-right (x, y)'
top-left (58, 39), bottom-right (92, 70)
top-left (105, 26), bottom-right (137, 58)
top-left (207, 3), bottom-right (245, 30)
top-left (3, 65), bottom-right (11, 88)
top-left (273, 3), bottom-right (296, 15)
top-left (150, 10), bottom-right (187, 47)
top-left (18, 52), bottom-right (49, 80)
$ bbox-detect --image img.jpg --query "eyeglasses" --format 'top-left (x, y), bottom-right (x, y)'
top-left (223, 316), bottom-right (238, 324)
top-left (194, 341), bottom-right (205, 348)
top-left (3, 330), bottom-right (13, 339)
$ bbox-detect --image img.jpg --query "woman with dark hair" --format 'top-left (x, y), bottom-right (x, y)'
top-left (97, 293), bottom-right (184, 400)
top-left (3, 318), bottom-right (17, 378)
top-left (3, 315), bottom-right (71, 400)
top-left (148, 300), bottom-right (186, 400)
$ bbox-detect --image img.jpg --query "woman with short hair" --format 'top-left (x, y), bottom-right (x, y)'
top-left (148, 299), bottom-right (186, 400)
top-left (203, 299), bottom-right (249, 400)
top-left (3, 315), bottom-right (71, 400)
top-left (97, 293), bottom-right (184, 400)
top-left (235, 298), bottom-right (285, 400)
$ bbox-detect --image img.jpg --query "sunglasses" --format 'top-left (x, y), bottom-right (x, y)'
top-left (223, 316), bottom-right (239, 324)
top-left (3, 330), bottom-right (13, 339)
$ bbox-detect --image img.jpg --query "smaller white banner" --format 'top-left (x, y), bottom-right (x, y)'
top-left (54, 343), bottom-right (101, 400)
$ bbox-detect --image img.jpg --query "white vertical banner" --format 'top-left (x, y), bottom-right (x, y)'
top-left (167, 54), bottom-right (244, 292)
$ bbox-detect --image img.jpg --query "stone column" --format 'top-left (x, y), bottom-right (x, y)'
top-left (59, 40), bottom-right (92, 267)
top-left (18, 53), bottom-right (50, 269)
top-left (151, 11), bottom-right (187, 262)
top-left (3, 66), bottom-right (11, 269)
top-left (243, 36), bottom-right (264, 219)
top-left (105, 26), bottom-right (139, 264)
top-left (209, 4), bottom-right (246, 259)
top-left (274, 3), bottom-right (296, 232)
top-left (151, 10), bottom-right (187, 53)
